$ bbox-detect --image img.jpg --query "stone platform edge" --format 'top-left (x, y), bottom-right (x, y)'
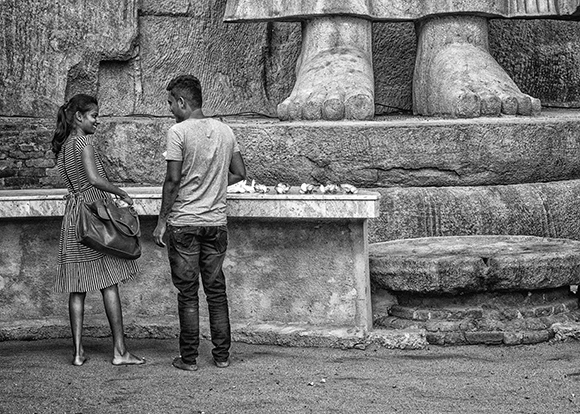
top-left (0, 317), bottom-right (427, 350)
top-left (0, 187), bottom-right (380, 219)
top-left (5, 317), bottom-right (580, 349)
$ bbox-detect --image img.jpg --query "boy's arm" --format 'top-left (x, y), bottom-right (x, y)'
top-left (228, 151), bottom-right (247, 186)
top-left (153, 160), bottom-right (182, 247)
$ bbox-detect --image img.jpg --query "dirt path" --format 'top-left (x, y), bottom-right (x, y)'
top-left (1, 338), bottom-right (579, 413)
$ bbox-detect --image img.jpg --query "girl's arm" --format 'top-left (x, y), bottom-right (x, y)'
top-left (81, 145), bottom-right (133, 204)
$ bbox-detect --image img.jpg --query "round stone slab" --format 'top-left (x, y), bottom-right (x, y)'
top-left (370, 235), bottom-right (580, 294)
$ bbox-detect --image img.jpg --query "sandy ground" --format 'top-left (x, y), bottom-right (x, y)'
top-left (1, 337), bottom-right (580, 414)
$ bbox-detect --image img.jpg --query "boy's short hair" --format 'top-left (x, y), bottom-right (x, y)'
top-left (167, 75), bottom-right (203, 108)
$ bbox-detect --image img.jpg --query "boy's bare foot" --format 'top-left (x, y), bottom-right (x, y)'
top-left (111, 352), bottom-right (145, 366)
top-left (72, 355), bottom-right (88, 366)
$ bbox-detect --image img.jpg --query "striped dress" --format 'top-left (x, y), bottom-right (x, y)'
top-left (55, 135), bottom-right (138, 293)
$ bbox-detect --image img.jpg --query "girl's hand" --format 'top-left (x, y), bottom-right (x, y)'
top-left (120, 192), bottom-right (134, 206)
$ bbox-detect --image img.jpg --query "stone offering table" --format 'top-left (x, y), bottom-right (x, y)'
top-left (370, 235), bottom-right (580, 345)
top-left (0, 187), bottom-right (385, 348)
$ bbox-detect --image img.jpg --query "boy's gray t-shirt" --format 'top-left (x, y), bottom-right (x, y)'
top-left (165, 118), bottom-right (240, 226)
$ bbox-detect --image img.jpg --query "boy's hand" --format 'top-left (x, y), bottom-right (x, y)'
top-left (153, 222), bottom-right (167, 247)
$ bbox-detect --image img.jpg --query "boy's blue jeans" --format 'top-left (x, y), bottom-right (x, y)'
top-left (167, 225), bottom-right (231, 364)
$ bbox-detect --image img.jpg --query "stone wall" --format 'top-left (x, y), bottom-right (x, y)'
top-left (2, 1), bottom-right (580, 119)
top-left (2, 2), bottom-right (580, 188)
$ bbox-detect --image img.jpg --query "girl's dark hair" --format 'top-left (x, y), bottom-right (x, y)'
top-left (51, 94), bottom-right (98, 156)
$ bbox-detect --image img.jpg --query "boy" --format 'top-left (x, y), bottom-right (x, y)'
top-left (154, 75), bottom-right (246, 371)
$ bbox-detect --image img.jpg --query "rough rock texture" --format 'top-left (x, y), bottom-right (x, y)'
top-left (369, 235), bottom-right (580, 346)
top-left (490, 19), bottom-right (580, 108)
top-left (372, 19), bottom-right (580, 114)
top-left (552, 321), bottom-right (580, 341)
top-left (128, 10), bottom-right (297, 117)
top-left (369, 235), bottom-right (580, 294)
top-left (4, 111), bottom-right (580, 189)
top-left (369, 179), bottom-right (580, 243)
top-left (2, 1), bottom-right (580, 118)
top-left (373, 23), bottom-right (415, 115)
top-left (224, 0), bottom-right (580, 21)
top-left (414, 15), bottom-right (541, 117)
top-left (96, 111), bottom-right (580, 187)
top-left (276, 17), bottom-right (375, 121)
top-left (0, 0), bottom-right (138, 116)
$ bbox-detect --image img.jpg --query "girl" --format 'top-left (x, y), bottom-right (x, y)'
top-left (52, 94), bottom-right (145, 366)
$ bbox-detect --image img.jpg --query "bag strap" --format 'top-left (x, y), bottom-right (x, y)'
top-left (61, 142), bottom-right (78, 196)
top-left (70, 136), bottom-right (113, 200)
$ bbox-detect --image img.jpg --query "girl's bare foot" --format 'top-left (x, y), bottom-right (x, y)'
top-left (111, 352), bottom-right (146, 366)
top-left (72, 354), bottom-right (88, 366)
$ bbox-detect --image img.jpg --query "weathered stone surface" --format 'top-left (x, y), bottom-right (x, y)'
top-left (552, 322), bottom-right (580, 341)
top-left (490, 20), bottom-right (580, 108)
top-left (0, 0), bottom-right (138, 116)
top-left (370, 235), bottom-right (580, 294)
top-left (370, 178), bottom-right (580, 243)
top-left (2, 2), bottom-right (580, 118)
top-left (276, 17), bottom-right (375, 121)
top-left (414, 15), bottom-right (540, 117)
top-left (365, 328), bottom-right (427, 350)
top-left (224, 0), bottom-right (580, 118)
top-left (4, 110), bottom-right (580, 188)
top-left (465, 332), bottom-right (505, 345)
top-left (224, 0), bottom-right (580, 21)
top-left (373, 23), bottom-right (415, 115)
top-left (95, 111), bottom-right (580, 187)
top-left (0, 204), bottom-right (374, 343)
top-left (120, 1), bottom-right (300, 118)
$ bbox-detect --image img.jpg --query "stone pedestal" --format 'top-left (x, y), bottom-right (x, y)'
top-left (0, 187), bottom-right (384, 348)
top-left (370, 235), bottom-right (580, 345)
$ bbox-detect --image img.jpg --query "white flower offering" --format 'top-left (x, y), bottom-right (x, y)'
top-left (275, 183), bottom-right (290, 194)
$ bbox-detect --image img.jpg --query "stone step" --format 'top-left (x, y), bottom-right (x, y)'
top-left (3, 109), bottom-right (580, 189)
top-left (370, 235), bottom-right (580, 294)
top-left (369, 179), bottom-right (580, 243)
top-left (369, 235), bottom-right (580, 345)
top-left (375, 310), bottom-right (580, 346)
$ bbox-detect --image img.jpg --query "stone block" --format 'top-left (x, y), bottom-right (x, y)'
top-left (465, 331), bottom-right (504, 345)
top-left (389, 305), bottom-right (417, 320)
top-left (366, 328), bottom-right (427, 350)
top-left (552, 322), bottom-right (580, 341)
top-left (426, 331), bottom-right (467, 346)
top-left (424, 321), bottom-right (460, 332)
top-left (490, 20), bottom-right (580, 108)
top-left (5, 110), bottom-right (580, 192)
top-left (0, 189), bottom-right (377, 345)
top-left (522, 330), bottom-right (551, 344)
top-left (370, 235), bottom-right (580, 294)
top-left (502, 332), bottom-right (524, 345)
top-left (129, 10), bottom-right (299, 118)
top-left (370, 176), bottom-right (580, 244)
top-left (0, 0), bottom-right (138, 116)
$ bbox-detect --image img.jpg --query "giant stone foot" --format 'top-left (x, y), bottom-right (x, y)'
top-left (278, 17), bottom-right (374, 121)
top-left (278, 47), bottom-right (374, 121)
top-left (425, 44), bottom-right (540, 117)
top-left (414, 15), bottom-right (541, 118)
